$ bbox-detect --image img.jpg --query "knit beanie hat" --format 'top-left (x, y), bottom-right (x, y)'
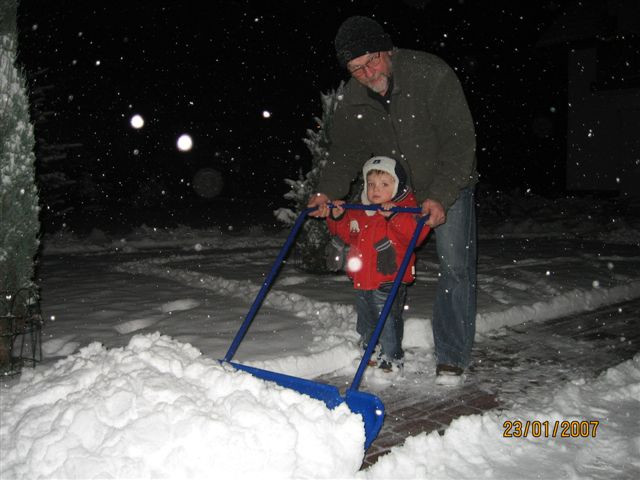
top-left (361, 156), bottom-right (409, 207)
top-left (334, 16), bottom-right (393, 67)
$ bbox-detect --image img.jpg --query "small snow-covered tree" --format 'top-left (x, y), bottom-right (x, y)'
top-left (274, 83), bottom-right (344, 272)
top-left (28, 71), bottom-right (80, 225)
top-left (0, 0), bottom-right (40, 294)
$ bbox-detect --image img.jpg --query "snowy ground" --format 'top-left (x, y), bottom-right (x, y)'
top-left (1, 193), bottom-right (639, 479)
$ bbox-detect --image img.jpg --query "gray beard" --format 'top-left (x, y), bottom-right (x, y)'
top-left (369, 74), bottom-right (389, 94)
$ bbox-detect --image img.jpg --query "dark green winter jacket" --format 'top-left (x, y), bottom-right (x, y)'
top-left (317, 49), bottom-right (478, 211)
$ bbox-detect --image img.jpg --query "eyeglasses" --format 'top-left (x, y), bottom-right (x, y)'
top-left (347, 52), bottom-right (382, 77)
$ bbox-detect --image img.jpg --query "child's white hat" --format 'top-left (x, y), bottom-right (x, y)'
top-left (361, 156), bottom-right (409, 205)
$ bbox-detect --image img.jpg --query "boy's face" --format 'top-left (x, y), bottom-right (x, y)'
top-left (366, 171), bottom-right (396, 204)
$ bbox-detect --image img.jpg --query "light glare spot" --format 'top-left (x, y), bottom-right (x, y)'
top-left (177, 134), bottom-right (193, 151)
top-left (347, 257), bottom-right (363, 272)
top-left (130, 114), bottom-right (144, 129)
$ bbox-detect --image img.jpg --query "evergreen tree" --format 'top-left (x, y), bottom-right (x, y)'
top-left (27, 69), bottom-right (80, 227)
top-left (275, 83), bottom-right (345, 272)
top-left (0, 0), bottom-right (40, 294)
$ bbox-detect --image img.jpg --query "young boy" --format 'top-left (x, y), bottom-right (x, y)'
top-left (326, 156), bottom-right (429, 372)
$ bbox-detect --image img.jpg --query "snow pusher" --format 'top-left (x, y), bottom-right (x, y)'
top-left (221, 204), bottom-right (429, 449)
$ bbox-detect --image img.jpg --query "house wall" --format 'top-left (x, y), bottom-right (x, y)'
top-left (566, 47), bottom-right (640, 197)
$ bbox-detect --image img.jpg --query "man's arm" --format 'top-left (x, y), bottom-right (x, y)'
top-left (419, 63), bottom-right (477, 214)
top-left (316, 102), bottom-right (367, 200)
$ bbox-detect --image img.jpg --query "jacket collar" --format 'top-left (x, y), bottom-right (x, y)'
top-left (367, 75), bottom-right (394, 110)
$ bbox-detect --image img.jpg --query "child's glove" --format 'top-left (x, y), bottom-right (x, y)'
top-left (325, 237), bottom-right (347, 272)
top-left (374, 237), bottom-right (397, 275)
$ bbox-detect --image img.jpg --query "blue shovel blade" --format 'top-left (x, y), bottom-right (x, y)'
top-left (225, 361), bottom-right (385, 449)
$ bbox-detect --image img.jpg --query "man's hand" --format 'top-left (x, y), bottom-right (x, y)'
top-left (307, 192), bottom-right (331, 218)
top-left (329, 199), bottom-right (345, 219)
top-left (421, 198), bottom-right (446, 227)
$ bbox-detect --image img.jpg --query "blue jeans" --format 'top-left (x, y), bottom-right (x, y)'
top-left (432, 187), bottom-right (477, 368)
top-left (355, 283), bottom-right (407, 361)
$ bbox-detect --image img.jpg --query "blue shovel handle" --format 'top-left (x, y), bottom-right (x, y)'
top-left (223, 206), bottom-right (317, 362)
top-left (327, 204), bottom-right (428, 391)
top-left (348, 214), bottom-right (428, 392)
top-left (328, 203), bottom-right (422, 214)
top-left (224, 203), bottom-right (429, 387)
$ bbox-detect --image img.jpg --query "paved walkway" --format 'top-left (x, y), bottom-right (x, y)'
top-left (360, 298), bottom-right (640, 468)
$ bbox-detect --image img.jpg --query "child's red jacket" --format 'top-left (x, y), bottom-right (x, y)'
top-left (326, 193), bottom-right (429, 290)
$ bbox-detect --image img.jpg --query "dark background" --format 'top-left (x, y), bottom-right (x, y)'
top-left (16, 0), bottom-right (568, 232)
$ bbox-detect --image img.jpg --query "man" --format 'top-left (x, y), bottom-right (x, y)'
top-left (308, 16), bottom-right (478, 385)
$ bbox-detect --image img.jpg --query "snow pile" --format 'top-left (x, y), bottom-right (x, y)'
top-left (360, 354), bottom-right (640, 479)
top-left (0, 333), bottom-right (365, 479)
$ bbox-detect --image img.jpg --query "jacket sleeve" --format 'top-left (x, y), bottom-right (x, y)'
top-left (316, 103), bottom-right (369, 200)
top-left (415, 65), bottom-right (476, 210)
top-left (387, 214), bottom-right (430, 247)
top-left (326, 211), bottom-right (355, 245)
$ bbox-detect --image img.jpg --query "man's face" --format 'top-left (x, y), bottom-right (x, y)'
top-left (366, 171), bottom-right (396, 204)
top-left (347, 51), bottom-right (393, 94)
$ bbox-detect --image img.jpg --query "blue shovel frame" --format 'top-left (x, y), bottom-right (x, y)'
top-left (221, 204), bottom-right (428, 450)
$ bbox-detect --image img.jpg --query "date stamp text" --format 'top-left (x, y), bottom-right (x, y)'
top-left (503, 420), bottom-right (599, 438)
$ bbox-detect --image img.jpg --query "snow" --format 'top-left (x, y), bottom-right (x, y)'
top-left (1, 334), bottom-right (363, 479)
top-left (1, 194), bottom-right (639, 479)
top-left (361, 355), bottom-right (640, 479)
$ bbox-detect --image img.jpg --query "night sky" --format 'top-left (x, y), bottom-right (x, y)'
top-left (16, 0), bottom-right (567, 231)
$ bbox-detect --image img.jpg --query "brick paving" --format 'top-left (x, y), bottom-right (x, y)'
top-left (362, 386), bottom-right (500, 467)
top-left (356, 298), bottom-right (640, 469)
